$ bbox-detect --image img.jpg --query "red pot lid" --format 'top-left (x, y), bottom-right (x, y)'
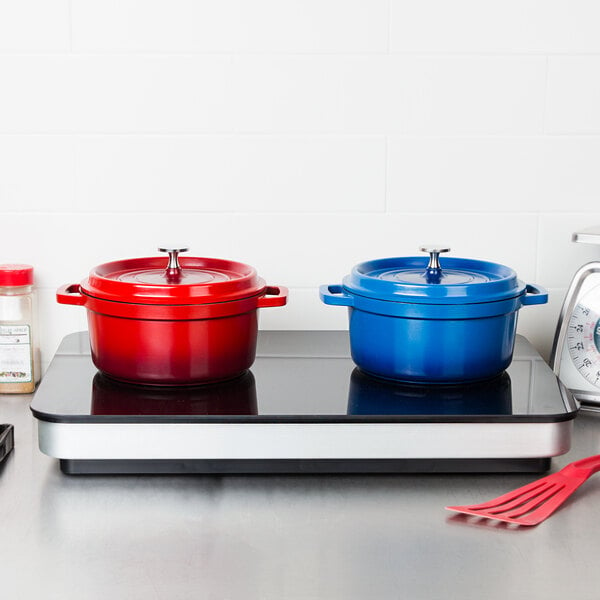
top-left (80, 247), bottom-right (266, 305)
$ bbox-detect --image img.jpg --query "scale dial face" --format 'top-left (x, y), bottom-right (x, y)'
top-left (567, 300), bottom-right (600, 388)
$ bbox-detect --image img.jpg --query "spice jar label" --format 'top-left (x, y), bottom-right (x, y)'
top-left (0, 325), bottom-right (32, 383)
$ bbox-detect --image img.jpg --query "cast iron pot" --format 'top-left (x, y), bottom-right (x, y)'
top-left (57, 246), bottom-right (287, 386)
top-left (320, 246), bottom-right (547, 384)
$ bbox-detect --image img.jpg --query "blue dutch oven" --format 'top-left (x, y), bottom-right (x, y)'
top-left (320, 246), bottom-right (548, 383)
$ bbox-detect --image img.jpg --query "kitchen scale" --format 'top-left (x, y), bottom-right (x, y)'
top-left (551, 226), bottom-right (600, 411)
top-left (550, 227), bottom-right (600, 411)
top-left (31, 330), bottom-right (577, 475)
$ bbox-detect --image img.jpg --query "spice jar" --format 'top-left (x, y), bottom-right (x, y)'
top-left (0, 265), bottom-right (40, 394)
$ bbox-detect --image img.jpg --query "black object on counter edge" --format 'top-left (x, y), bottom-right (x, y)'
top-left (0, 424), bottom-right (14, 464)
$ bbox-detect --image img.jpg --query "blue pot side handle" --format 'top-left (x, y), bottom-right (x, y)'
top-left (521, 283), bottom-right (548, 306)
top-left (319, 284), bottom-right (354, 307)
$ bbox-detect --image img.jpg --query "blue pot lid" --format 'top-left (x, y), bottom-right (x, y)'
top-left (342, 247), bottom-right (526, 305)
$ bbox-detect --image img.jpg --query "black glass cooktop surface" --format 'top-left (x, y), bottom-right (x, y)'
top-left (31, 332), bottom-right (577, 425)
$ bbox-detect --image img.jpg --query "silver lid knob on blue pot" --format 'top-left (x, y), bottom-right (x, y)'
top-left (420, 245), bottom-right (450, 283)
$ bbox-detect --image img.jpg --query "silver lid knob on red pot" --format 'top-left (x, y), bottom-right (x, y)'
top-left (158, 245), bottom-right (189, 280)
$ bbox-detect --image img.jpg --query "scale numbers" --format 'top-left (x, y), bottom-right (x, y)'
top-left (567, 302), bottom-right (600, 387)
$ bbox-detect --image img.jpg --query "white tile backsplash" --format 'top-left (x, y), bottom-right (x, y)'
top-left (234, 55), bottom-right (545, 134)
top-left (391, 0), bottom-right (600, 53)
top-left (0, 56), bottom-right (238, 134)
top-left (0, 1), bottom-right (70, 53)
top-left (0, 212), bottom-right (538, 290)
top-left (73, 135), bottom-right (386, 213)
top-left (537, 214), bottom-right (600, 288)
top-left (546, 57), bottom-right (600, 134)
top-left (388, 137), bottom-right (600, 212)
top-left (0, 55), bottom-right (545, 135)
top-left (210, 212), bottom-right (539, 288)
top-left (71, 0), bottom-right (390, 54)
top-left (0, 136), bottom-right (74, 211)
top-left (0, 3), bottom-right (596, 364)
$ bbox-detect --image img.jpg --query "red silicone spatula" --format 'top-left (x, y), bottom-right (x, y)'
top-left (446, 454), bottom-right (600, 526)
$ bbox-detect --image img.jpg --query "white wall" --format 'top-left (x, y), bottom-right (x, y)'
top-left (2, 0), bottom-right (600, 371)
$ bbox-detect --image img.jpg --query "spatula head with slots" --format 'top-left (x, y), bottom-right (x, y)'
top-left (446, 454), bottom-right (600, 526)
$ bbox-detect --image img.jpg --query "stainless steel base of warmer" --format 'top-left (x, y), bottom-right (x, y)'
top-left (38, 419), bottom-right (572, 475)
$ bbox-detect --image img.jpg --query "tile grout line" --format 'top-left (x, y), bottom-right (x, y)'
top-left (0, 51), bottom-right (600, 57)
top-left (541, 55), bottom-right (550, 134)
top-left (0, 210), bottom-right (588, 216)
top-left (67, 0), bottom-right (73, 53)
top-left (71, 128), bottom-right (77, 207)
top-left (3, 132), bottom-right (600, 139)
top-left (535, 212), bottom-right (542, 282)
top-left (386, 0), bottom-right (393, 54)
top-left (383, 136), bottom-right (389, 212)
top-left (3, 210), bottom-right (600, 217)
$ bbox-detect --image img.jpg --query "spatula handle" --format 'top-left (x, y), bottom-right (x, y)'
top-left (565, 454), bottom-right (600, 478)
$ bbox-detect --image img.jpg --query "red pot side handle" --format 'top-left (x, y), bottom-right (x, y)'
top-left (56, 283), bottom-right (87, 306)
top-left (257, 286), bottom-right (288, 308)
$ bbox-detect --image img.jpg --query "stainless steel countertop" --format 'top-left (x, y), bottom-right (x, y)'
top-left (2, 336), bottom-right (600, 599)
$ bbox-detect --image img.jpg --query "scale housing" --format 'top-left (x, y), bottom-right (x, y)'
top-left (31, 331), bottom-right (578, 475)
top-left (550, 226), bottom-right (600, 410)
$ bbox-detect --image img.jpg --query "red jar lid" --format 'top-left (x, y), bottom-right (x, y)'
top-left (0, 264), bottom-right (34, 287)
top-left (80, 248), bottom-right (266, 305)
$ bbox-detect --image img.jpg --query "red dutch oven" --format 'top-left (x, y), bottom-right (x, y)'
top-left (57, 246), bottom-right (288, 385)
